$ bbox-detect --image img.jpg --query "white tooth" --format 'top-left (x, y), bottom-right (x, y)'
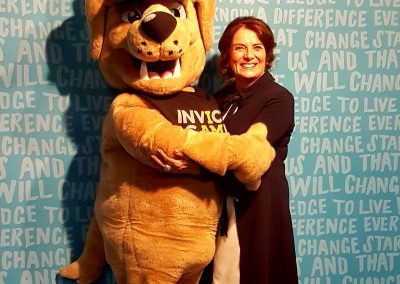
top-left (173, 59), bottom-right (181, 78)
top-left (163, 72), bottom-right (173, 79)
top-left (148, 72), bottom-right (160, 79)
top-left (140, 61), bottom-right (149, 80)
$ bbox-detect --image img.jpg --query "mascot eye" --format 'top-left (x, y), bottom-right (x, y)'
top-left (170, 3), bottom-right (186, 19)
top-left (121, 9), bottom-right (142, 23)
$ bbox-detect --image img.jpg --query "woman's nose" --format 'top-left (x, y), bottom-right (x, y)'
top-left (244, 47), bottom-right (254, 58)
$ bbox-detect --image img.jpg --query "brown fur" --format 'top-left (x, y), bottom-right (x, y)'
top-left (59, 1), bottom-right (275, 283)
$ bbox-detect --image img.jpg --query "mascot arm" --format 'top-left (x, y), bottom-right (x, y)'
top-left (111, 95), bottom-right (229, 175)
top-left (184, 122), bottom-right (276, 190)
top-left (111, 94), bottom-right (275, 186)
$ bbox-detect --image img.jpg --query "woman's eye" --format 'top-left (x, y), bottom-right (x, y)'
top-left (234, 46), bottom-right (245, 52)
top-left (121, 9), bottom-right (142, 23)
top-left (170, 3), bottom-right (186, 19)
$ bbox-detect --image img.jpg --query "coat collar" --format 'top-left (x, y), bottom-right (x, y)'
top-left (238, 71), bottom-right (275, 100)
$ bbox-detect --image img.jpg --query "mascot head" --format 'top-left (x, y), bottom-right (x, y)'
top-left (85, 0), bottom-right (215, 95)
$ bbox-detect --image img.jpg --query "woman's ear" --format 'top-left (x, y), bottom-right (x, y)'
top-left (193, 0), bottom-right (216, 51)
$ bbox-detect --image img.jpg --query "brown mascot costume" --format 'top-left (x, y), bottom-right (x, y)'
top-left (59, 0), bottom-right (276, 283)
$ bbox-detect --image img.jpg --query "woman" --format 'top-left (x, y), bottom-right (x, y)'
top-left (153, 17), bottom-right (298, 283)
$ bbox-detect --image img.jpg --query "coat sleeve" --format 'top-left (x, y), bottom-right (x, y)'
top-left (255, 90), bottom-right (295, 147)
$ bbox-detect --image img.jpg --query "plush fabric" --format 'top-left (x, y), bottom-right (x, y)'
top-left (59, 1), bottom-right (275, 283)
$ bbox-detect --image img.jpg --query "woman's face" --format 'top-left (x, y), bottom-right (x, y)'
top-left (228, 27), bottom-right (266, 88)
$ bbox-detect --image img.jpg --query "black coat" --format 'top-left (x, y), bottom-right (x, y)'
top-left (204, 72), bottom-right (298, 284)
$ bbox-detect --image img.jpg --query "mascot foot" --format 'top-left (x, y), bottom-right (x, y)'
top-left (55, 273), bottom-right (77, 283)
top-left (59, 261), bottom-right (80, 280)
top-left (59, 260), bottom-right (102, 284)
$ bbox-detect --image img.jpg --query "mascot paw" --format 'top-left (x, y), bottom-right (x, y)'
top-left (242, 179), bottom-right (262, 191)
top-left (243, 122), bottom-right (268, 141)
top-left (232, 123), bottom-right (275, 189)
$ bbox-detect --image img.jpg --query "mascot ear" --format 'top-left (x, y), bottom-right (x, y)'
top-left (193, 0), bottom-right (216, 51)
top-left (86, 0), bottom-right (107, 60)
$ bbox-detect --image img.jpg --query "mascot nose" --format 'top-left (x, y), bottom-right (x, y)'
top-left (141, 11), bottom-right (177, 43)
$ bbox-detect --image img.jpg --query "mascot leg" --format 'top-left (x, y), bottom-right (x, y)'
top-left (59, 217), bottom-right (106, 283)
top-left (122, 271), bottom-right (184, 284)
top-left (178, 268), bottom-right (204, 284)
top-left (116, 270), bottom-right (176, 284)
top-left (113, 263), bottom-right (204, 283)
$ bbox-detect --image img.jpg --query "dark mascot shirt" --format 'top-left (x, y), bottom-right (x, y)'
top-left (208, 72), bottom-right (298, 284)
top-left (142, 88), bottom-right (226, 133)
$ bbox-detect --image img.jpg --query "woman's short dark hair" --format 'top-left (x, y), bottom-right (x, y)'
top-left (218, 16), bottom-right (277, 78)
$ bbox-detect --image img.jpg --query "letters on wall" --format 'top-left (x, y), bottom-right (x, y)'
top-left (0, 0), bottom-right (399, 283)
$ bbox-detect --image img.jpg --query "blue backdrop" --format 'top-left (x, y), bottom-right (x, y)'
top-left (0, 1), bottom-right (399, 283)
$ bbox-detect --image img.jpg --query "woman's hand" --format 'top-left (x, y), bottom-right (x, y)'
top-left (151, 149), bottom-right (202, 175)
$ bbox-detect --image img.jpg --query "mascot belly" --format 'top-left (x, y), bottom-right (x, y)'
top-left (97, 89), bottom-right (225, 282)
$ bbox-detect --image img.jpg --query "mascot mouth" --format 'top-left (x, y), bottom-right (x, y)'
top-left (132, 57), bottom-right (181, 80)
